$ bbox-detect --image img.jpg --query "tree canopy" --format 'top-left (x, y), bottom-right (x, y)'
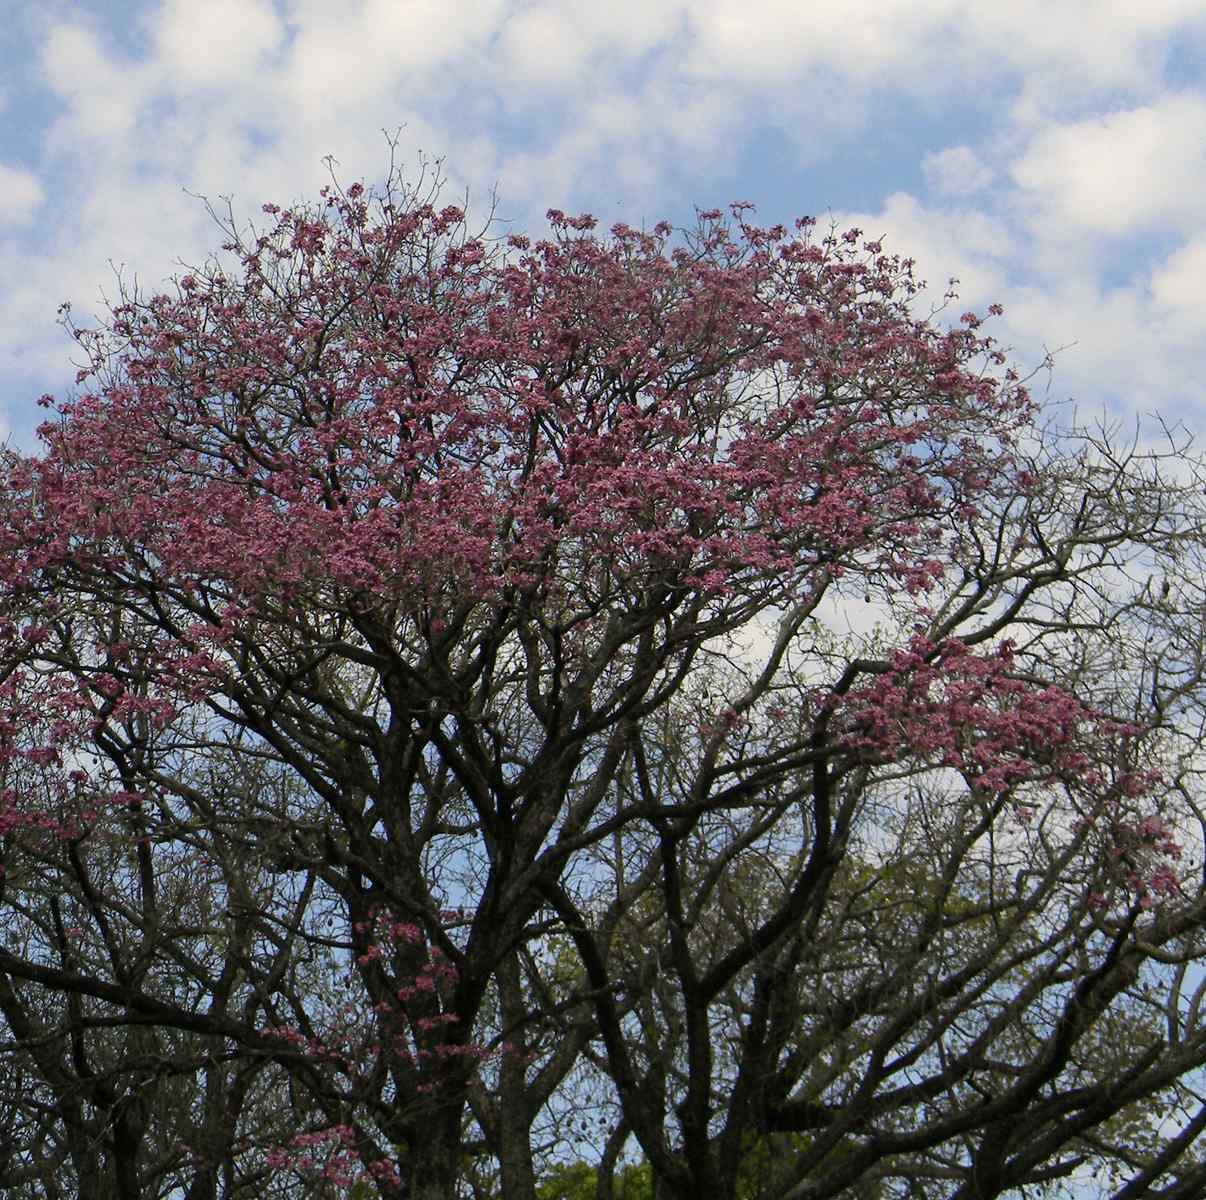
top-left (2, 163), bottom-right (1206, 1200)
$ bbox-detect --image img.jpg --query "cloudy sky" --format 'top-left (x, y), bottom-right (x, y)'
top-left (2, 0), bottom-right (1205, 449)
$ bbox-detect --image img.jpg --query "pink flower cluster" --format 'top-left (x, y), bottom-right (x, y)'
top-left (4, 192), bottom-right (1032, 643)
top-left (265, 1124), bottom-right (401, 1194)
top-left (837, 637), bottom-right (1112, 795)
top-left (834, 636), bottom-right (1179, 900)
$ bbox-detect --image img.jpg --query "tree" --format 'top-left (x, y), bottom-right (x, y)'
top-left (2, 159), bottom-right (1206, 1199)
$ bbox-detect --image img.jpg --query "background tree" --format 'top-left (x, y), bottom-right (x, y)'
top-left (1, 161), bottom-right (1206, 1199)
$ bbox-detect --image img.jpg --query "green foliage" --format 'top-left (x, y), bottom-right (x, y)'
top-left (536, 1160), bottom-right (652, 1200)
top-left (533, 1133), bottom-right (885, 1200)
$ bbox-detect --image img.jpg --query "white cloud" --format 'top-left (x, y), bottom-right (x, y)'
top-left (684, 0), bottom-right (959, 85)
top-left (496, 0), bottom-right (679, 89)
top-left (964, 0), bottom-right (1206, 97)
top-left (684, 0), bottom-right (1206, 99)
top-left (497, 5), bottom-right (593, 88)
top-left (1010, 94), bottom-right (1206, 238)
top-left (276, 0), bottom-right (506, 121)
top-left (286, 0), bottom-right (505, 70)
top-left (967, 265), bottom-right (1206, 427)
top-left (41, 23), bottom-right (147, 142)
top-left (833, 192), bottom-right (1015, 317)
top-left (1150, 238), bottom-right (1206, 329)
top-left (922, 146), bottom-right (994, 197)
top-left (0, 164), bottom-right (44, 225)
top-left (147, 0), bottom-right (284, 89)
top-left (826, 190), bottom-right (1206, 429)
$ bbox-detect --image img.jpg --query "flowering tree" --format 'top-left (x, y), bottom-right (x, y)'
top-left (2, 161), bottom-right (1206, 1199)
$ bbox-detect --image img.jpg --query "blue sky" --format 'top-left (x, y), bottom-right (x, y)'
top-left (2, 1), bottom-right (1206, 452)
